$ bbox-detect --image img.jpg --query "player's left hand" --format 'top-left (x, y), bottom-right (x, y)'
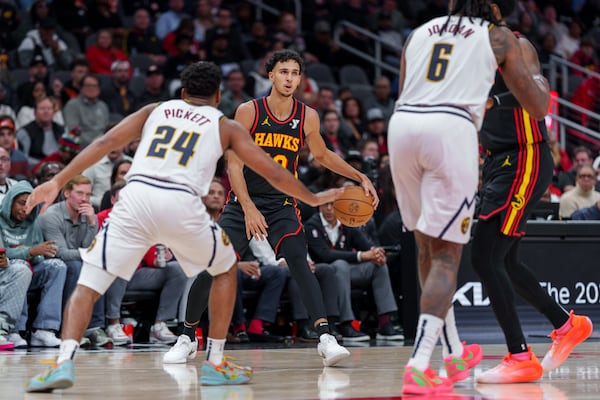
top-left (312, 188), bottom-right (344, 206)
top-left (26, 180), bottom-right (61, 215)
top-left (360, 178), bottom-right (379, 209)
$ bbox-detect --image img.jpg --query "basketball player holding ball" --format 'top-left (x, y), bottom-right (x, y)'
top-left (218, 49), bottom-right (378, 366)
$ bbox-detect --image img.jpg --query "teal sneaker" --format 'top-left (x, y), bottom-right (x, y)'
top-left (26, 360), bottom-right (74, 392)
top-left (200, 358), bottom-right (252, 386)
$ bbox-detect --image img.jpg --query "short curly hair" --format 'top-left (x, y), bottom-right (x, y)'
top-left (180, 61), bottom-right (222, 98)
top-left (265, 49), bottom-right (304, 74)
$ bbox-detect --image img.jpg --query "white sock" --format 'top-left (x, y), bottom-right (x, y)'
top-left (56, 339), bottom-right (79, 364)
top-left (441, 307), bottom-right (464, 358)
top-left (406, 313), bottom-right (443, 371)
top-left (205, 337), bottom-right (226, 365)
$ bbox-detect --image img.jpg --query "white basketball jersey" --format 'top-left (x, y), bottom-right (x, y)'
top-left (397, 15), bottom-right (498, 130)
top-left (127, 99), bottom-right (224, 196)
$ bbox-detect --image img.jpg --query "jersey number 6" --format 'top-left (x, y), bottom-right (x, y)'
top-left (427, 43), bottom-right (454, 82)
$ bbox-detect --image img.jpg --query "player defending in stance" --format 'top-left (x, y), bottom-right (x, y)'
top-left (25, 61), bottom-right (342, 392)
top-left (219, 49), bottom-right (378, 366)
top-left (472, 0), bottom-right (592, 384)
top-left (388, 0), bottom-right (551, 395)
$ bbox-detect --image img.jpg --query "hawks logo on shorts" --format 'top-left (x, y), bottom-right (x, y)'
top-left (221, 230), bottom-right (231, 246)
top-left (511, 194), bottom-right (525, 210)
top-left (460, 217), bottom-right (471, 234)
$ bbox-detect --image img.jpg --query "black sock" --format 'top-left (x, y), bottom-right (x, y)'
top-left (316, 321), bottom-right (329, 336)
top-left (182, 321), bottom-right (198, 341)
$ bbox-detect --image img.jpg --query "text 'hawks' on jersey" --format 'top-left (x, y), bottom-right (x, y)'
top-left (243, 96), bottom-right (305, 198)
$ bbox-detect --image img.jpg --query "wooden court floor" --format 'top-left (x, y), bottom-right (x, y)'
top-left (2, 340), bottom-right (600, 399)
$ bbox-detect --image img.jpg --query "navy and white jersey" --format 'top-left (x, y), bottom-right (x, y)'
top-left (396, 15), bottom-right (498, 130)
top-left (127, 99), bottom-right (224, 196)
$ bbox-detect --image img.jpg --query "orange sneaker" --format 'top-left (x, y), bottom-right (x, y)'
top-left (476, 346), bottom-right (542, 384)
top-left (444, 342), bottom-right (483, 382)
top-left (541, 311), bottom-right (593, 372)
top-left (402, 366), bottom-right (453, 395)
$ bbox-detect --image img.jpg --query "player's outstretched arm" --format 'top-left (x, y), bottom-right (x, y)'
top-left (303, 107), bottom-right (379, 209)
top-left (490, 26), bottom-right (549, 119)
top-left (26, 104), bottom-right (156, 214)
top-left (221, 118), bottom-right (342, 207)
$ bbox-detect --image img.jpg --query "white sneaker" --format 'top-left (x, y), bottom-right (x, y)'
top-left (107, 324), bottom-right (131, 345)
top-left (317, 333), bottom-right (350, 367)
top-left (150, 322), bottom-right (177, 344)
top-left (163, 335), bottom-right (198, 364)
top-left (30, 329), bottom-right (61, 347)
top-left (7, 332), bottom-right (27, 348)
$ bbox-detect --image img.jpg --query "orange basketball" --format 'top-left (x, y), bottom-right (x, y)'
top-left (333, 185), bottom-right (374, 227)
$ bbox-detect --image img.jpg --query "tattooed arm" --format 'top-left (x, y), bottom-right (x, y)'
top-left (489, 26), bottom-right (549, 120)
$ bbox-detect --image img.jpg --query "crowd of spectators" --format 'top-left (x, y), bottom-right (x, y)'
top-left (2, 0), bottom-right (600, 350)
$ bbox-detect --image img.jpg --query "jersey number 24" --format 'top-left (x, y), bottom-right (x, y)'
top-left (147, 125), bottom-right (200, 167)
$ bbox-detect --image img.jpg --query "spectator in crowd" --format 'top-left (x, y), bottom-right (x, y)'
top-left (0, 115), bottom-right (31, 179)
top-left (555, 20), bottom-right (583, 59)
top-left (557, 146), bottom-right (594, 192)
top-left (13, 0), bottom-right (52, 43)
top-left (0, 147), bottom-right (17, 203)
top-left (536, 5), bottom-right (567, 43)
top-left (82, 138), bottom-right (132, 210)
top-left (228, 242), bottom-right (288, 343)
top-left (32, 126), bottom-right (81, 176)
top-left (85, 29), bottom-right (129, 75)
top-left (0, 245), bottom-right (32, 350)
top-left (17, 80), bottom-right (63, 128)
top-left (100, 60), bottom-right (137, 117)
top-left (193, 0), bottom-right (216, 44)
top-left (559, 164), bottom-right (600, 219)
top-left (374, 12), bottom-right (404, 66)
top-left (0, 181), bottom-right (67, 347)
top-left (571, 200), bottom-right (600, 220)
top-left (98, 181), bottom-right (187, 345)
top-left (52, 0), bottom-right (91, 51)
top-left (126, 8), bottom-right (167, 67)
top-left (137, 65), bottom-right (170, 108)
top-left (537, 33), bottom-right (561, 67)
top-left (34, 161), bottom-right (63, 188)
top-left (162, 17), bottom-right (201, 58)
top-left (60, 60), bottom-right (90, 107)
top-left (362, 108), bottom-right (388, 156)
top-left (306, 195), bottom-right (404, 342)
top-left (99, 159), bottom-right (131, 211)
top-left (17, 17), bottom-right (72, 71)
top-left (321, 109), bottom-right (352, 158)
top-left (63, 74), bottom-right (110, 148)
top-left (246, 21), bottom-right (272, 61)
top-left (39, 175), bottom-right (111, 347)
top-left (274, 12), bottom-right (308, 58)
top-left (16, 55), bottom-right (49, 111)
top-left (155, 0), bottom-right (189, 41)
top-left (365, 76), bottom-right (394, 123)
top-left (16, 96), bottom-right (63, 168)
top-left (341, 96), bottom-right (365, 147)
top-left (87, 0), bottom-right (125, 38)
top-left (304, 20), bottom-right (342, 69)
top-left (569, 37), bottom-right (599, 76)
top-left (204, 6), bottom-right (250, 62)
top-left (367, 0), bottom-right (409, 35)
top-left (163, 34), bottom-right (200, 81)
top-left (218, 69), bottom-right (252, 118)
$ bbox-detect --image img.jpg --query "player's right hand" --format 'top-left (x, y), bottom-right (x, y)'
top-left (243, 204), bottom-right (268, 241)
top-left (26, 180), bottom-right (61, 215)
top-left (312, 188), bottom-right (344, 206)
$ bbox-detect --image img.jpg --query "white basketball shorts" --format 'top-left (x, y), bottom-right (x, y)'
top-left (388, 105), bottom-right (479, 244)
top-left (79, 177), bottom-right (236, 293)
